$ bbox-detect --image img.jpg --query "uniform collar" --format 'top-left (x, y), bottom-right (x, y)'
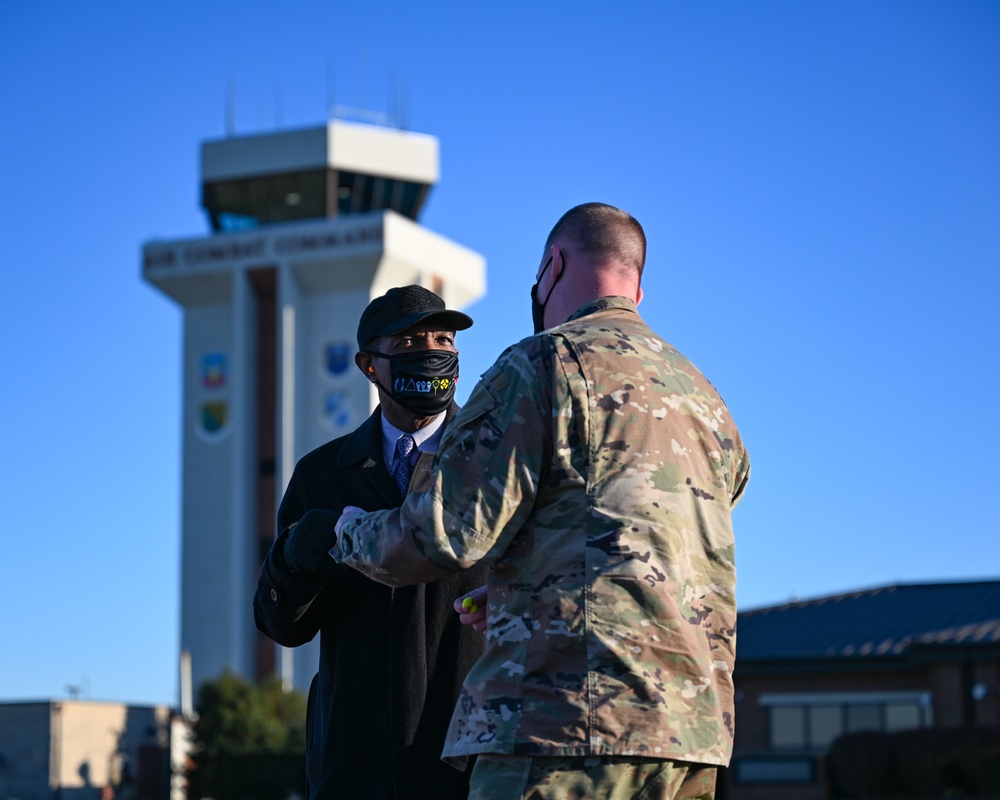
top-left (564, 295), bottom-right (638, 324)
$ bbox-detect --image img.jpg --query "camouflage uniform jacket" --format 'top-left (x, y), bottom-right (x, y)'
top-left (333, 296), bottom-right (751, 766)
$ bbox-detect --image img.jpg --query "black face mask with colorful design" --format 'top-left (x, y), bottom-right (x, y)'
top-left (367, 349), bottom-right (459, 416)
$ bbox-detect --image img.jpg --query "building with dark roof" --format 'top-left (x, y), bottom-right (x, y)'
top-left (722, 580), bottom-right (1000, 800)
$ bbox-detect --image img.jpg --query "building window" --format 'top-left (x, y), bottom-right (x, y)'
top-left (846, 703), bottom-right (881, 733)
top-left (808, 704), bottom-right (842, 748)
top-left (335, 171), bottom-right (428, 219)
top-left (203, 169), bottom-right (328, 231)
top-left (885, 702), bottom-right (921, 731)
top-left (760, 691), bottom-right (933, 752)
top-left (770, 706), bottom-right (805, 749)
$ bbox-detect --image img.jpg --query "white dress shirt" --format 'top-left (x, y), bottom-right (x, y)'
top-left (380, 411), bottom-right (446, 471)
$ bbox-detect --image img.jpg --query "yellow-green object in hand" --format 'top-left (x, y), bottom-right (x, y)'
top-left (462, 597), bottom-right (479, 614)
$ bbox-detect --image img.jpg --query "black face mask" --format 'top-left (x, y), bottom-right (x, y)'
top-left (367, 349), bottom-right (459, 416)
top-left (530, 256), bottom-right (558, 334)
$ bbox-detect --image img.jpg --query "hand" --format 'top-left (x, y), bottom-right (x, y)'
top-left (283, 509), bottom-right (341, 574)
top-left (334, 505), bottom-right (366, 540)
top-left (454, 585), bottom-right (488, 633)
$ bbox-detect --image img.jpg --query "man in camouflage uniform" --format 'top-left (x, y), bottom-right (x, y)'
top-left (332, 203), bottom-right (751, 799)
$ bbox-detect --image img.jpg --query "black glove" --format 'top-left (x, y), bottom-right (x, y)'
top-left (283, 509), bottom-right (341, 575)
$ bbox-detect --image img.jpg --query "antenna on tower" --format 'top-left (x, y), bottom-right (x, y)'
top-left (274, 85), bottom-right (283, 130)
top-left (389, 73), bottom-right (401, 129)
top-left (326, 59), bottom-right (336, 119)
top-left (225, 78), bottom-right (236, 137)
top-left (400, 79), bottom-right (408, 131)
top-left (388, 74), bottom-right (394, 127)
top-left (358, 42), bottom-right (367, 114)
top-left (327, 53), bottom-right (399, 127)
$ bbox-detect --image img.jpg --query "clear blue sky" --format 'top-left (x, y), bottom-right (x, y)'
top-left (2, 2), bottom-right (997, 707)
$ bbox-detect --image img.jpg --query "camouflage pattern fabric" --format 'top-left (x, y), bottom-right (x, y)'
top-left (333, 296), bottom-right (750, 765)
top-left (468, 755), bottom-right (717, 800)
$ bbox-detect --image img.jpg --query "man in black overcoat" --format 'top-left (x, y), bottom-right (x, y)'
top-left (254, 285), bottom-right (488, 799)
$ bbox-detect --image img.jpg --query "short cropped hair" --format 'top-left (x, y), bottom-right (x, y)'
top-left (545, 203), bottom-right (646, 278)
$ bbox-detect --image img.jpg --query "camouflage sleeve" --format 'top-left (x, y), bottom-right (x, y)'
top-left (732, 454), bottom-right (751, 508)
top-left (332, 338), bottom-right (553, 587)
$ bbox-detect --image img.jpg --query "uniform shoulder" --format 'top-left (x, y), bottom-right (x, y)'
top-left (482, 333), bottom-right (551, 385)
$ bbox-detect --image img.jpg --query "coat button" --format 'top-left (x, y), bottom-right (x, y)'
top-left (270, 588), bottom-right (278, 602)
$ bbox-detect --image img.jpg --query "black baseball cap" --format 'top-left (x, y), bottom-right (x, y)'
top-left (356, 285), bottom-right (474, 351)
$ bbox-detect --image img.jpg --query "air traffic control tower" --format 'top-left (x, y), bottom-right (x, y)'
top-left (142, 120), bottom-right (486, 696)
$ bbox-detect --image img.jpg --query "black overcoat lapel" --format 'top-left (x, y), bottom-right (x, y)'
top-left (336, 406), bottom-right (400, 506)
top-left (339, 401), bottom-right (461, 500)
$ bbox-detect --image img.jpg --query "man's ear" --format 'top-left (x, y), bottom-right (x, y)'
top-left (549, 245), bottom-right (566, 286)
top-left (355, 351), bottom-right (376, 381)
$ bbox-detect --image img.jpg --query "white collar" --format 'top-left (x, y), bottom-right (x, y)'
top-left (380, 411), bottom-right (446, 470)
